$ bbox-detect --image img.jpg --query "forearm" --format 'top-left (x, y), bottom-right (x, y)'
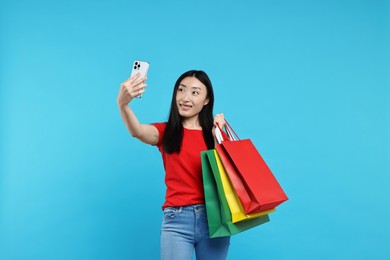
top-left (116, 73), bottom-right (159, 144)
top-left (212, 126), bottom-right (218, 146)
top-left (118, 104), bottom-right (159, 145)
top-left (118, 104), bottom-right (143, 138)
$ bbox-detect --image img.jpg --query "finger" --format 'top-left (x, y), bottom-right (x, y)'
top-left (124, 79), bottom-right (147, 90)
top-left (216, 113), bottom-right (224, 119)
top-left (215, 120), bottom-right (225, 126)
top-left (120, 83), bottom-right (129, 95)
top-left (214, 113), bottom-right (224, 121)
top-left (214, 116), bottom-right (226, 129)
top-left (131, 87), bottom-right (146, 98)
top-left (124, 72), bottom-right (141, 84)
top-left (122, 83), bottom-right (131, 93)
top-left (214, 120), bottom-right (222, 127)
top-left (126, 83), bottom-right (147, 97)
top-left (121, 78), bottom-right (134, 90)
top-left (132, 76), bottom-right (147, 87)
top-left (133, 83), bottom-right (147, 92)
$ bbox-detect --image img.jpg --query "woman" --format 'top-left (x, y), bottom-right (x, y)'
top-left (117, 69), bottom-right (230, 259)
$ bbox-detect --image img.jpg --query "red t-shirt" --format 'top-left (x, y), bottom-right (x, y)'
top-left (152, 123), bottom-right (207, 209)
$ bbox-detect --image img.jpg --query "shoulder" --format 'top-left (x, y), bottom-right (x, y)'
top-left (151, 122), bottom-right (167, 133)
top-left (151, 122), bottom-right (167, 147)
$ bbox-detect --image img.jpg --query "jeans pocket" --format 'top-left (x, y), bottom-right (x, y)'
top-left (163, 207), bottom-right (179, 219)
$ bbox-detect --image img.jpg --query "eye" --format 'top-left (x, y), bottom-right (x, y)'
top-left (192, 91), bottom-right (199, 95)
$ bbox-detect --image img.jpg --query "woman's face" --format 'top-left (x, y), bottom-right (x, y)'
top-left (176, 76), bottom-right (209, 122)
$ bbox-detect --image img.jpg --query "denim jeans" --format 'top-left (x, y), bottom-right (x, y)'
top-left (160, 204), bottom-right (230, 260)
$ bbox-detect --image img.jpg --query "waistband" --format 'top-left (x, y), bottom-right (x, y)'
top-left (163, 204), bottom-right (205, 212)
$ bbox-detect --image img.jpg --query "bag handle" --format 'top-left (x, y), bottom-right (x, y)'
top-left (223, 120), bottom-right (240, 141)
top-left (225, 121), bottom-right (240, 141)
top-left (215, 123), bottom-right (229, 144)
top-left (215, 120), bottom-right (240, 144)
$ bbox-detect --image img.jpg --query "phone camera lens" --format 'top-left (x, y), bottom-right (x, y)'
top-left (133, 61), bottom-right (141, 70)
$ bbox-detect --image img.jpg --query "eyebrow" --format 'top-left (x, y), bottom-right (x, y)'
top-left (179, 84), bottom-right (201, 90)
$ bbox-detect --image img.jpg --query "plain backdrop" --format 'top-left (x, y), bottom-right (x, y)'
top-left (1, 0), bottom-right (389, 259)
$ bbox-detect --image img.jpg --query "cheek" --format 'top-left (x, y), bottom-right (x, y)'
top-left (194, 100), bottom-right (206, 110)
top-left (176, 91), bottom-right (183, 100)
top-left (196, 96), bottom-right (208, 105)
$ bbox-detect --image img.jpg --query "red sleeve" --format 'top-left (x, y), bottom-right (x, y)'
top-left (151, 122), bottom-right (166, 148)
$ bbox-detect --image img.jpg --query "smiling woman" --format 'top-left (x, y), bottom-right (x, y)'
top-left (117, 69), bottom-right (228, 260)
top-left (176, 77), bottom-right (210, 127)
top-left (162, 70), bottom-right (218, 154)
top-left (2, 0), bottom-right (388, 259)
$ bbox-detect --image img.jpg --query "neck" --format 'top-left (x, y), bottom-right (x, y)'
top-left (182, 116), bottom-right (201, 130)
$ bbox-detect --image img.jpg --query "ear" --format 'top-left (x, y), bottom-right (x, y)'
top-left (204, 98), bottom-right (210, 106)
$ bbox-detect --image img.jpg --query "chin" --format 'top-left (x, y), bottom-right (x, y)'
top-left (179, 112), bottom-right (191, 118)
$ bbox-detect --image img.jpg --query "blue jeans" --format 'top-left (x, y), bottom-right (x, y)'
top-left (160, 204), bottom-right (230, 260)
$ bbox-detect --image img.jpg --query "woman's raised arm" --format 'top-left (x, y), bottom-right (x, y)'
top-left (117, 73), bottom-right (159, 145)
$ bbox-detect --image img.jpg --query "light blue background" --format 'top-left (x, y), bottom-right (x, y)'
top-left (1, 0), bottom-right (389, 259)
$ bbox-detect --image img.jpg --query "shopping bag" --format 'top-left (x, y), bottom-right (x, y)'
top-left (215, 122), bottom-right (288, 214)
top-left (213, 150), bottom-right (276, 223)
top-left (201, 150), bottom-right (270, 238)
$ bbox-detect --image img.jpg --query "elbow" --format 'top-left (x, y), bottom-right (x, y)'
top-left (130, 131), bottom-right (139, 138)
top-left (128, 125), bottom-right (143, 139)
top-left (130, 130), bottom-right (142, 139)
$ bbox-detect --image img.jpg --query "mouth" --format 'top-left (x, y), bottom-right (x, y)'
top-left (179, 103), bottom-right (193, 111)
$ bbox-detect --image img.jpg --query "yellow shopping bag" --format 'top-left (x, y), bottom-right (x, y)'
top-left (214, 150), bottom-right (276, 223)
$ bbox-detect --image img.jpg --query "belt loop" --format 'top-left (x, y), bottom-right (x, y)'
top-left (194, 204), bottom-right (202, 212)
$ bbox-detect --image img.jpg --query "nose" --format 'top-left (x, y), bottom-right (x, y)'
top-left (182, 91), bottom-right (191, 102)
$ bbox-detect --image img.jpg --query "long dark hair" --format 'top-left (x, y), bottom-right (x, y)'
top-left (162, 70), bottom-right (215, 154)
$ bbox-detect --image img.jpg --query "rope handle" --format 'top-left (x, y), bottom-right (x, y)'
top-left (224, 121), bottom-right (239, 141)
top-left (215, 120), bottom-right (240, 144)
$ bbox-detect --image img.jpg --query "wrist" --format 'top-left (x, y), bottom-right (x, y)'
top-left (117, 102), bottom-right (129, 110)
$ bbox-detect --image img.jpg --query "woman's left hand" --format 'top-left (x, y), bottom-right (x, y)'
top-left (213, 113), bottom-right (225, 143)
top-left (213, 113), bottom-right (226, 129)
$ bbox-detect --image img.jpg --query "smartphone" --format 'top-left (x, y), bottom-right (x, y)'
top-left (130, 60), bottom-right (149, 98)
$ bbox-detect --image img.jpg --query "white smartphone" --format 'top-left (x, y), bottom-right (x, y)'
top-left (130, 60), bottom-right (149, 98)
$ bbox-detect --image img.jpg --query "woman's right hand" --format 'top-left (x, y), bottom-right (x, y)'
top-left (117, 73), bottom-right (148, 108)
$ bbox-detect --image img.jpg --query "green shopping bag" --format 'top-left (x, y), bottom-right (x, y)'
top-left (201, 150), bottom-right (270, 238)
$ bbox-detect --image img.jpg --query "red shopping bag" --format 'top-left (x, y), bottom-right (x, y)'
top-left (215, 122), bottom-right (288, 214)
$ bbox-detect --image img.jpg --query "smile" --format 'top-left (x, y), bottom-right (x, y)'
top-left (179, 103), bottom-right (193, 110)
